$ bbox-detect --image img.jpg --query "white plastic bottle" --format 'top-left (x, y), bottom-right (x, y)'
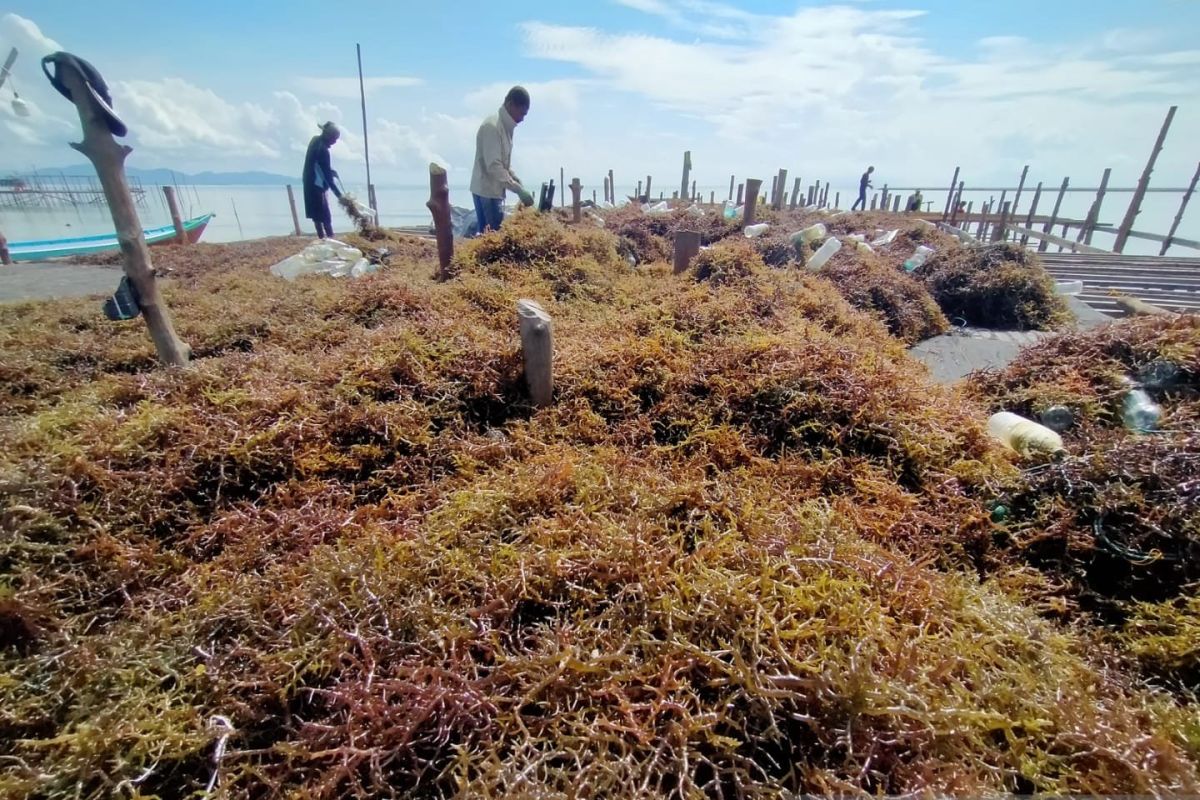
top-left (1122, 389), bottom-right (1161, 433)
top-left (744, 223), bottom-right (770, 238)
top-left (806, 237), bottom-right (842, 271)
top-left (987, 411), bottom-right (1065, 458)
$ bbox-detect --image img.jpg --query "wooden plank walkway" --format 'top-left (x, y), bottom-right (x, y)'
top-left (1039, 252), bottom-right (1200, 317)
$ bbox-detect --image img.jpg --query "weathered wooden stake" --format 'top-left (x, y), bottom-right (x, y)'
top-left (368, 184), bottom-right (378, 217)
top-left (709, 191), bottom-right (715, 205)
top-left (870, 194), bottom-right (877, 211)
top-left (680, 151), bottom-right (692, 200)
top-left (773, 169), bottom-right (787, 211)
top-left (1010, 165), bottom-right (1029, 219)
top-left (57, 60), bottom-right (190, 367)
top-left (880, 184), bottom-right (889, 211)
top-left (821, 183), bottom-right (830, 208)
top-left (608, 169), bottom-right (615, 204)
top-left (1020, 182), bottom-right (1043, 247)
top-left (560, 167), bottom-right (565, 208)
top-left (593, 189), bottom-right (597, 203)
top-left (0, 229), bottom-right (11, 265)
top-left (427, 163), bottom-right (453, 280)
top-left (636, 180), bottom-right (642, 201)
top-left (736, 183), bottom-right (744, 205)
top-left (770, 175), bottom-right (778, 207)
top-left (949, 182), bottom-right (965, 225)
top-left (162, 186), bottom-right (188, 245)
top-left (1039, 177), bottom-right (1069, 253)
top-left (789, 177), bottom-right (801, 209)
top-left (992, 190), bottom-right (1008, 241)
top-left (1116, 106), bottom-right (1177, 253)
top-left (645, 175), bottom-right (652, 202)
top-left (892, 196), bottom-right (901, 213)
top-left (517, 299), bottom-right (553, 408)
top-left (672, 230), bottom-right (701, 274)
top-left (728, 174), bottom-right (735, 202)
top-left (834, 192), bottom-right (840, 209)
top-left (691, 179), bottom-right (697, 202)
top-left (943, 166), bottom-right (960, 219)
top-left (1161, 161), bottom-right (1199, 256)
top-left (743, 178), bottom-right (762, 226)
top-left (570, 178), bottom-right (582, 223)
top-left (995, 201), bottom-right (1012, 241)
top-left (286, 184), bottom-right (302, 236)
top-left (1077, 168), bottom-right (1111, 245)
top-left (603, 176), bottom-right (610, 204)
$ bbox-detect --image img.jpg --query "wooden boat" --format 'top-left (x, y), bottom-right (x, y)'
top-left (7, 213), bottom-right (214, 262)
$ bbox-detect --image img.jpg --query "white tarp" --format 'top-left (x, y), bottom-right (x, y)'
top-left (269, 239), bottom-right (376, 281)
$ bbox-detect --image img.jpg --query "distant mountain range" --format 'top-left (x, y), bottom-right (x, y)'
top-left (28, 166), bottom-right (296, 186)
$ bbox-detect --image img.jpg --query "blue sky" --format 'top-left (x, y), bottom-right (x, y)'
top-left (3, 1), bottom-right (1199, 192)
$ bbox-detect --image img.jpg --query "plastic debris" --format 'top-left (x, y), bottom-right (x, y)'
top-left (1123, 389), bottom-right (1162, 433)
top-left (1039, 405), bottom-right (1075, 432)
top-left (903, 245), bottom-right (935, 272)
top-left (987, 411), bottom-right (1066, 458)
top-left (269, 239), bottom-right (373, 281)
top-left (871, 230), bottom-right (899, 246)
top-left (807, 237), bottom-right (842, 271)
top-left (744, 223), bottom-right (770, 238)
top-left (1055, 280), bottom-right (1083, 295)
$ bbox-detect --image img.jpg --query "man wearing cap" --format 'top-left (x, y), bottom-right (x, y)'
top-left (302, 122), bottom-right (342, 239)
top-left (470, 86), bottom-right (534, 234)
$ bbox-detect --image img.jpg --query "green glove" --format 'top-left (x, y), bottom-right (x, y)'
top-left (516, 187), bottom-right (535, 207)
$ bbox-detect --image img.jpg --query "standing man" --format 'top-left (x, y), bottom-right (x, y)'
top-left (471, 86), bottom-right (534, 234)
top-left (851, 165), bottom-right (874, 212)
top-left (302, 122), bottom-right (343, 239)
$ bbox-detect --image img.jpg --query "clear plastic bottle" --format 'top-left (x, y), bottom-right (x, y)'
top-left (1137, 360), bottom-right (1180, 391)
top-left (903, 245), bottom-right (935, 272)
top-left (744, 223), bottom-right (770, 238)
top-left (806, 237), bottom-right (842, 271)
top-left (1039, 405), bottom-right (1074, 432)
top-left (1122, 389), bottom-right (1161, 433)
top-left (987, 411), bottom-right (1066, 458)
top-left (795, 223), bottom-right (827, 244)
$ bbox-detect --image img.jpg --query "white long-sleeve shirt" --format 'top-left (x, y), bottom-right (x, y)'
top-left (470, 106), bottom-right (523, 199)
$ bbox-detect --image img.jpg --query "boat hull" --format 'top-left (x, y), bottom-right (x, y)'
top-left (7, 213), bottom-right (214, 262)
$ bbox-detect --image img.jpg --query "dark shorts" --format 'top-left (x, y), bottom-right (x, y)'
top-left (303, 185), bottom-right (331, 223)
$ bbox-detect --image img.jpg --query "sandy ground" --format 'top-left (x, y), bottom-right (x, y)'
top-left (0, 261), bottom-right (124, 304)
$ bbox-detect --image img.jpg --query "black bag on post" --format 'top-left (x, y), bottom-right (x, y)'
top-left (102, 275), bottom-right (141, 320)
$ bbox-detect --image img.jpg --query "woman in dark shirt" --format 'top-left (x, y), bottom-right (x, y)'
top-left (302, 122), bottom-right (342, 238)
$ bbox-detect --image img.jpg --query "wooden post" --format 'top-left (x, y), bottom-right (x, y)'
top-left (995, 201), bottom-right (1012, 241)
top-left (870, 194), bottom-right (877, 210)
top-left (570, 178), bottom-right (582, 223)
top-left (991, 190), bottom-right (1008, 241)
top-left (608, 169), bottom-right (615, 205)
top-left (427, 163), bottom-right (453, 280)
top-left (1077, 168), bottom-right (1111, 245)
top-left (691, 179), bottom-right (697, 202)
top-left (834, 191), bottom-right (840, 209)
top-left (286, 184), bottom-right (302, 235)
top-left (645, 175), bottom-right (652, 203)
top-left (880, 184), bottom-right (889, 211)
top-left (1115, 106), bottom-right (1177, 253)
top-left (942, 166), bottom-right (960, 219)
top-left (1039, 177), bottom-right (1069, 253)
top-left (636, 180), bottom-right (642, 201)
top-left (0, 229), bottom-right (10, 265)
top-left (1019, 182), bottom-right (1043, 247)
top-left (728, 174), bottom-right (735, 202)
top-left (367, 184), bottom-right (378, 218)
top-left (709, 191), bottom-right (715, 205)
top-left (593, 189), bottom-right (598, 203)
top-left (672, 230), bottom-right (701, 274)
top-left (517, 299), bottom-right (553, 408)
top-left (56, 60), bottom-right (189, 367)
top-left (892, 196), bottom-right (901, 213)
top-left (560, 167), bottom-right (565, 208)
top-left (1161, 161), bottom-right (1199, 255)
top-left (680, 151), bottom-right (691, 201)
top-left (949, 182), bottom-right (965, 225)
top-left (790, 177), bottom-right (801, 209)
top-left (603, 176), bottom-right (610, 204)
top-left (821, 183), bottom-right (830, 208)
top-left (770, 175), bottom-right (778, 207)
top-left (162, 186), bottom-right (188, 245)
top-left (1010, 165), bottom-right (1029, 220)
top-left (773, 169), bottom-right (787, 210)
top-left (736, 183), bottom-right (744, 205)
top-left (743, 179), bottom-right (762, 226)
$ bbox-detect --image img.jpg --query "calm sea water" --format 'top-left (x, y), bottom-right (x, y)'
top-left (1, 182), bottom-right (1195, 259)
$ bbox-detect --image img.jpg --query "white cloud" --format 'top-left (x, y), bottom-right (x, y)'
top-left (296, 76), bottom-right (423, 100)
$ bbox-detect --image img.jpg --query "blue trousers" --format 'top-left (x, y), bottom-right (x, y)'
top-left (852, 189), bottom-right (867, 211)
top-left (473, 194), bottom-right (504, 234)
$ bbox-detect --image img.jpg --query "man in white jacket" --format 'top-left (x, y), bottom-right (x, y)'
top-left (470, 86), bottom-right (534, 234)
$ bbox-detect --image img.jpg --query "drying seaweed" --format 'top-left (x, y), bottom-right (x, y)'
top-left (915, 242), bottom-right (1073, 330)
top-left (1, 211), bottom-right (1197, 797)
top-left (821, 248), bottom-right (950, 344)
